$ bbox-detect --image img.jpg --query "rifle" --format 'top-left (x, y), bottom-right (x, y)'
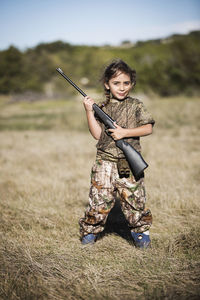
top-left (56, 67), bottom-right (148, 180)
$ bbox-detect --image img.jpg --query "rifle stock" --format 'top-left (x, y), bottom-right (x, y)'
top-left (56, 67), bottom-right (148, 180)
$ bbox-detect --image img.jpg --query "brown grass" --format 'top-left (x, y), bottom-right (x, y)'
top-left (0, 95), bottom-right (200, 299)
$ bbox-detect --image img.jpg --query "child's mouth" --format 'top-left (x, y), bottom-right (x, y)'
top-left (118, 93), bottom-right (126, 97)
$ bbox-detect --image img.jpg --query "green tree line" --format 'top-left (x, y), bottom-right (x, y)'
top-left (0, 31), bottom-right (199, 96)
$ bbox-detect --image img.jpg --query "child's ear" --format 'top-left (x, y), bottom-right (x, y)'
top-left (104, 82), bottom-right (109, 90)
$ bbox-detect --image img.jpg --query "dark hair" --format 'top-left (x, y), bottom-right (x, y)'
top-left (100, 59), bottom-right (136, 107)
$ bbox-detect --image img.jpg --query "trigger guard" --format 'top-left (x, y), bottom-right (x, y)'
top-left (105, 128), bottom-right (111, 136)
top-left (105, 121), bottom-right (116, 136)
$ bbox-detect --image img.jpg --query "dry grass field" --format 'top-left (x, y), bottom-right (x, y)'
top-left (0, 94), bottom-right (200, 299)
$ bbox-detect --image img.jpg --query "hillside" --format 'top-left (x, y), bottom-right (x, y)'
top-left (0, 31), bottom-right (200, 97)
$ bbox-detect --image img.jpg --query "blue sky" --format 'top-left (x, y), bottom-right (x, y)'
top-left (1, 0), bottom-right (200, 50)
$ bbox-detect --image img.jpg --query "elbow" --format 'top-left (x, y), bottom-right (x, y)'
top-left (94, 135), bottom-right (100, 140)
top-left (90, 130), bottom-right (101, 140)
top-left (149, 124), bottom-right (153, 134)
top-left (146, 124), bottom-right (153, 135)
top-left (94, 128), bottom-right (102, 140)
top-left (95, 132), bottom-right (102, 140)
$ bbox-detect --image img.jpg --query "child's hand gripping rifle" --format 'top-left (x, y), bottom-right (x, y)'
top-left (56, 68), bottom-right (148, 180)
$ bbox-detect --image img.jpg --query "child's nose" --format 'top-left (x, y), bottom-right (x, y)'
top-left (120, 84), bottom-right (125, 90)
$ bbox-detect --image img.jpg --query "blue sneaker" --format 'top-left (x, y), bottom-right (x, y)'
top-left (81, 234), bottom-right (97, 245)
top-left (131, 231), bottom-right (151, 248)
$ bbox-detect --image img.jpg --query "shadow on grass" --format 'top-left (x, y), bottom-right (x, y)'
top-left (100, 198), bottom-right (133, 242)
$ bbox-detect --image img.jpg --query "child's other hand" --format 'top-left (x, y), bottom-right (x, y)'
top-left (108, 123), bottom-right (126, 140)
top-left (83, 96), bottom-right (94, 112)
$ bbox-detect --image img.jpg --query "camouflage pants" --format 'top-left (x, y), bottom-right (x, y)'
top-left (79, 159), bottom-right (152, 237)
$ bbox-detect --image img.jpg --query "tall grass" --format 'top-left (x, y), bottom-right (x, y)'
top-left (0, 95), bottom-right (200, 299)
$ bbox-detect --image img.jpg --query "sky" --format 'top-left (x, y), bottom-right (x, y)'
top-left (1, 0), bottom-right (200, 50)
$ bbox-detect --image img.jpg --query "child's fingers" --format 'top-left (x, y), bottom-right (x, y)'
top-left (113, 122), bottom-right (120, 128)
top-left (84, 96), bottom-right (94, 104)
top-left (83, 96), bottom-right (94, 111)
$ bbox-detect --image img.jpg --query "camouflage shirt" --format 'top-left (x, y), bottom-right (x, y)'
top-left (96, 96), bottom-right (155, 160)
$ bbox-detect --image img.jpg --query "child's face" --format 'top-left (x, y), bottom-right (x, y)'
top-left (105, 72), bottom-right (133, 100)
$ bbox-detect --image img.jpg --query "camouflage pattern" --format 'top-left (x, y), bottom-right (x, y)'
top-left (79, 159), bottom-right (152, 237)
top-left (79, 97), bottom-right (154, 237)
top-left (96, 96), bottom-right (155, 158)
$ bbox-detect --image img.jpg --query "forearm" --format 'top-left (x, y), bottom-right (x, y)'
top-left (83, 96), bottom-right (102, 140)
top-left (109, 123), bottom-right (153, 140)
top-left (123, 124), bottom-right (153, 138)
top-left (86, 110), bottom-right (102, 140)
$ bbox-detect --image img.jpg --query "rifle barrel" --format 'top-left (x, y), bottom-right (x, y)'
top-left (56, 68), bottom-right (87, 97)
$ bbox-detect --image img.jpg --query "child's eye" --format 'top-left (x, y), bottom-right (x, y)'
top-left (124, 82), bottom-right (131, 85)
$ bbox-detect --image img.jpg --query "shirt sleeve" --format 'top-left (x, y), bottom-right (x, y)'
top-left (136, 101), bottom-right (155, 127)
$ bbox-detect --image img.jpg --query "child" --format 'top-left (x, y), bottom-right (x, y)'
top-left (79, 59), bottom-right (155, 248)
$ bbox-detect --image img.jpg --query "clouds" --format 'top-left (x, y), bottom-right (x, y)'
top-left (170, 20), bottom-right (200, 34)
top-left (137, 20), bottom-right (200, 41)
